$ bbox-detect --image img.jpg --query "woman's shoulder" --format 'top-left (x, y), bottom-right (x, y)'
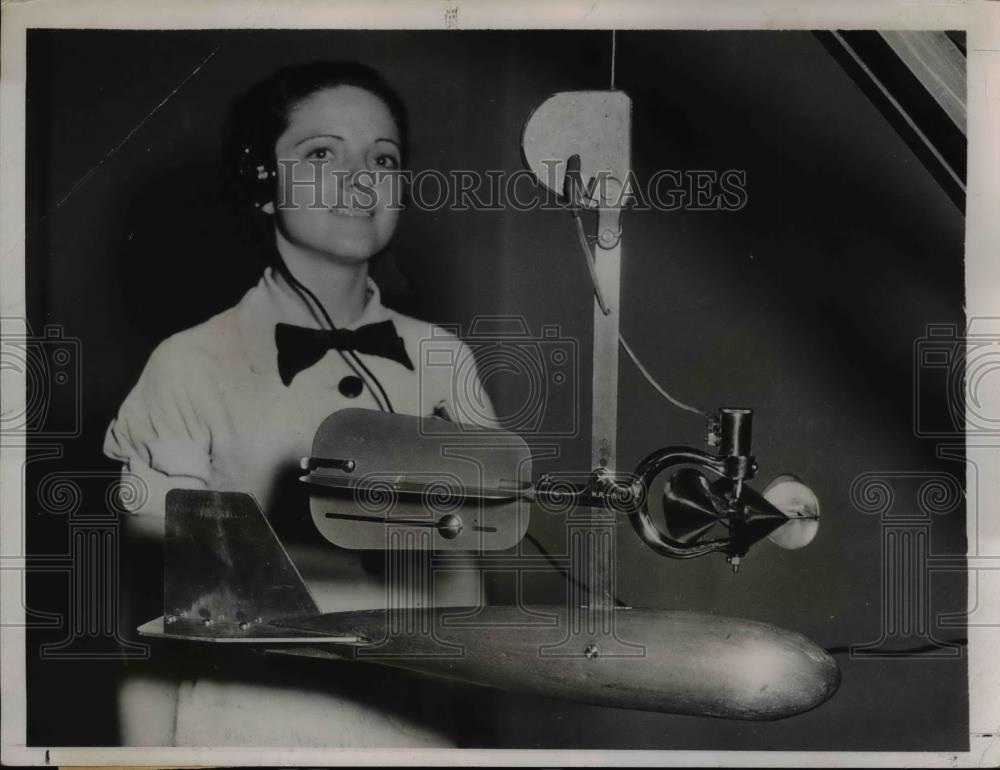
top-left (143, 305), bottom-right (246, 375)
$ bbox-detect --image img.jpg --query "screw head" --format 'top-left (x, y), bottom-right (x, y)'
top-left (599, 228), bottom-right (617, 247)
top-left (584, 643), bottom-right (600, 660)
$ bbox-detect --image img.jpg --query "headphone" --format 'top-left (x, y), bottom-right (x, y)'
top-left (237, 144), bottom-right (279, 211)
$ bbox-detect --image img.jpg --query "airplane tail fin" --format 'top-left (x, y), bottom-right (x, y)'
top-left (162, 489), bottom-right (319, 636)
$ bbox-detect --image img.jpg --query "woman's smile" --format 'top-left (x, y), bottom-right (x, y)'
top-left (328, 205), bottom-right (375, 218)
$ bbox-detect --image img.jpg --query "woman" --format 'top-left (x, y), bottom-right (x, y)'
top-left (104, 61), bottom-right (495, 746)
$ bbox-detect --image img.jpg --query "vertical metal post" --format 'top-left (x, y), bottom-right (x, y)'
top-left (589, 208), bottom-right (623, 613)
top-left (522, 90), bottom-right (639, 655)
top-left (587, 90), bottom-right (631, 615)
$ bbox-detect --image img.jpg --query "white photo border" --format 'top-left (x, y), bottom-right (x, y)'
top-left (2, 0), bottom-right (997, 766)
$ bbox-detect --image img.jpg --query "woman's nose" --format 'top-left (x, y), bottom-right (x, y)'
top-left (339, 150), bottom-right (367, 183)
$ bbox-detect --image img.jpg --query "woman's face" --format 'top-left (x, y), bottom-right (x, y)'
top-left (271, 85), bottom-right (403, 263)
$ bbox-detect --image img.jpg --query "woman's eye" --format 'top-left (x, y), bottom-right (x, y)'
top-left (306, 147), bottom-right (333, 160)
top-left (374, 154), bottom-right (399, 169)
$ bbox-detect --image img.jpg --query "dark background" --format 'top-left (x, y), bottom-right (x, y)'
top-left (24, 29), bottom-right (967, 749)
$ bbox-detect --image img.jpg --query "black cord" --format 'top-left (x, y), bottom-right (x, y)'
top-left (825, 638), bottom-right (968, 656)
top-left (272, 254), bottom-right (392, 412)
top-left (285, 274), bottom-right (387, 411)
top-left (344, 349), bottom-right (395, 413)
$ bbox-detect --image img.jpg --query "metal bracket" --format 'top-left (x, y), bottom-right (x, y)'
top-left (523, 90), bottom-right (632, 615)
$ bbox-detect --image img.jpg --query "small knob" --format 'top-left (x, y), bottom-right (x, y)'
top-left (437, 514), bottom-right (463, 539)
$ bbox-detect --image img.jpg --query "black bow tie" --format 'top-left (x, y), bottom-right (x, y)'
top-left (275, 321), bottom-right (414, 386)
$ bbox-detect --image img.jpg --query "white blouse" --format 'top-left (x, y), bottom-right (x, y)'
top-left (104, 267), bottom-right (497, 746)
top-left (105, 266), bottom-right (497, 518)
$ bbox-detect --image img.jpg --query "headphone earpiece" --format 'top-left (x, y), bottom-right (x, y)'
top-left (238, 145), bottom-right (277, 211)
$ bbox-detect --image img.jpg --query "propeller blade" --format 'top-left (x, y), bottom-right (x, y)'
top-left (661, 468), bottom-right (728, 543)
top-left (764, 475), bottom-right (821, 550)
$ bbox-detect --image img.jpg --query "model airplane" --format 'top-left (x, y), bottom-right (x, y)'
top-left (139, 89), bottom-right (839, 721)
top-left (139, 404), bottom-right (836, 721)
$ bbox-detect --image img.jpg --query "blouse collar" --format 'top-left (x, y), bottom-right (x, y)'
top-left (238, 266), bottom-right (390, 375)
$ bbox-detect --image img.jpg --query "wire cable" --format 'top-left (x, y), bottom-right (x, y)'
top-left (619, 334), bottom-right (706, 416)
top-left (273, 255), bottom-right (392, 412)
top-left (824, 638), bottom-right (967, 656)
top-left (567, 213), bottom-right (705, 417)
top-left (344, 349), bottom-right (395, 413)
top-left (610, 30), bottom-right (617, 89)
top-left (292, 277), bottom-right (394, 412)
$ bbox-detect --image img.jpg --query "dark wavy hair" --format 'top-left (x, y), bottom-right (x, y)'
top-left (221, 60), bottom-right (409, 217)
